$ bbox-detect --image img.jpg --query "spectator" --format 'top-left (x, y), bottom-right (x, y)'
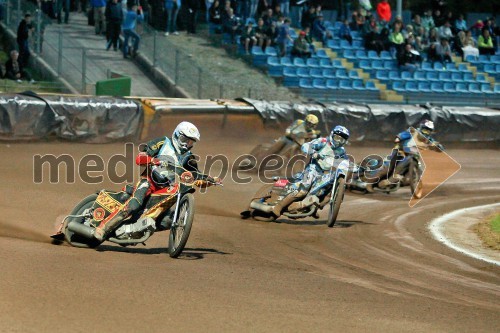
top-left (415, 25), bottom-right (426, 39)
top-left (240, 21), bottom-right (257, 54)
top-left (364, 14), bottom-right (377, 35)
top-left (312, 14), bottom-right (332, 43)
top-left (457, 30), bottom-right (479, 60)
top-left (358, 0), bottom-right (372, 17)
top-left (477, 28), bottom-right (495, 55)
top-left (364, 24), bottom-right (385, 55)
top-left (223, 8), bottom-right (242, 44)
top-left (398, 43), bottom-right (421, 73)
top-left (261, 7), bottom-right (274, 28)
top-left (421, 10), bottom-right (435, 31)
top-left (455, 14), bottom-right (467, 32)
top-left (412, 14), bottom-right (423, 33)
top-left (291, 30), bottom-right (311, 58)
top-left (186, 0), bottom-right (200, 34)
top-left (355, 12), bottom-right (366, 32)
top-left (314, 4), bottom-right (323, 18)
top-left (221, 0), bottom-right (231, 23)
top-left (300, 5), bottom-right (315, 29)
top-left (55, 0), bottom-right (70, 24)
top-left (279, 0), bottom-right (290, 18)
top-left (249, 0), bottom-right (259, 20)
top-left (272, 4), bottom-right (283, 22)
top-left (470, 20), bottom-right (484, 37)
top-left (339, 19), bottom-right (353, 45)
top-left (389, 23), bottom-right (405, 58)
top-left (414, 36), bottom-right (425, 53)
top-left (236, 0), bottom-right (249, 21)
top-left (122, 4), bottom-right (144, 58)
top-left (433, 9), bottom-right (445, 27)
top-left (428, 27), bottom-right (439, 44)
top-left (17, 13), bottom-right (33, 68)
top-left (209, 0), bottom-right (222, 25)
top-left (276, 18), bottom-right (292, 57)
top-left (41, 0), bottom-right (56, 19)
top-left (5, 50), bottom-right (34, 83)
top-left (164, 0), bottom-right (181, 36)
top-left (438, 20), bottom-right (453, 40)
top-left (464, 30), bottom-right (477, 47)
top-left (105, 0), bottom-right (123, 51)
top-left (376, 0), bottom-right (391, 25)
top-left (265, 20), bottom-right (278, 47)
top-left (303, 26), bottom-right (313, 45)
top-left (205, 0), bottom-right (214, 23)
top-left (433, 37), bottom-right (452, 63)
top-left (254, 17), bottom-right (268, 48)
top-left (484, 18), bottom-right (497, 49)
top-left (92, 0), bottom-right (107, 35)
top-left (403, 24), bottom-right (414, 40)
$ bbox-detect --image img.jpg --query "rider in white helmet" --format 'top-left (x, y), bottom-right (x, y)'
top-left (93, 121), bottom-right (220, 241)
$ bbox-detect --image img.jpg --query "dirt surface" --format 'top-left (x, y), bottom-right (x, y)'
top-left (0, 121), bottom-right (499, 332)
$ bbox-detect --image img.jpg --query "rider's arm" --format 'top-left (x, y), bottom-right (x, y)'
top-left (135, 137), bottom-right (167, 165)
top-left (183, 156), bottom-right (220, 187)
top-left (285, 120), bottom-right (302, 138)
top-left (301, 138), bottom-right (326, 155)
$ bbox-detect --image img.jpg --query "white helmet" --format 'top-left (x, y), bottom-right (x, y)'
top-left (172, 121), bottom-right (200, 154)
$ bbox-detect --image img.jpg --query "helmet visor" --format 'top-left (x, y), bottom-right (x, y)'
top-left (332, 134), bottom-right (347, 146)
top-left (179, 134), bottom-right (196, 150)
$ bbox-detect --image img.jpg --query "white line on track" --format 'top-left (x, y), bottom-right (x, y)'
top-left (429, 203), bottom-right (500, 266)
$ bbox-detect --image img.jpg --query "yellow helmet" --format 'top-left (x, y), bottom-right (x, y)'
top-left (305, 114), bottom-right (319, 129)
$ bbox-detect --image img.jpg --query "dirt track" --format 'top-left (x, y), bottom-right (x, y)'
top-left (0, 121), bottom-right (499, 332)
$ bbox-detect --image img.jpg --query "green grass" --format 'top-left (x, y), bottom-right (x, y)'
top-left (491, 214), bottom-right (500, 233)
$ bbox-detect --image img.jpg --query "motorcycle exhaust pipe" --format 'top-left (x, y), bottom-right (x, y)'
top-left (67, 221), bottom-right (95, 239)
top-left (249, 201), bottom-right (275, 213)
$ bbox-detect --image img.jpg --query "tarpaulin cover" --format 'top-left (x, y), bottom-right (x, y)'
top-left (0, 93), bottom-right (142, 143)
top-left (243, 99), bottom-right (500, 143)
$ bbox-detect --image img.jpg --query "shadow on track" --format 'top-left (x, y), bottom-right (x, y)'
top-left (96, 245), bottom-right (230, 259)
top-left (271, 219), bottom-right (372, 227)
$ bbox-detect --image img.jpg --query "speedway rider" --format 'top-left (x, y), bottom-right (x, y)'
top-left (271, 125), bottom-right (350, 217)
top-left (93, 121), bottom-right (220, 241)
top-left (265, 114), bottom-right (321, 157)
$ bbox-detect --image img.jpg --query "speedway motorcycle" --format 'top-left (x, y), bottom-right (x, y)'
top-left (51, 155), bottom-right (221, 258)
top-left (241, 158), bottom-right (351, 228)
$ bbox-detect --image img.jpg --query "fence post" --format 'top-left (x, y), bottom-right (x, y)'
top-left (35, 2), bottom-right (41, 54)
top-left (57, 28), bottom-right (63, 76)
top-left (81, 49), bottom-right (87, 94)
top-left (174, 50), bottom-right (179, 84)
top-left (153, 30), bottom-right (157, 68)
top-left (197, 67), bottom-right (202, 99)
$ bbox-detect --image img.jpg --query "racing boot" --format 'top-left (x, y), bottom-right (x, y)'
top-left (271, 185), bottom-right (305, 217)
top-left (93, 209), bottom-right (128, 241)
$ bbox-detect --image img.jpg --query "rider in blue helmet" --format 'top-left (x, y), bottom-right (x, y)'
top-left (271, 125), bottom-right (350, 217)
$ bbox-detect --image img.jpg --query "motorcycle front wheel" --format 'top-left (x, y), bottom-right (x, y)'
top-left (327, 177), bottom-right (346, 228)
top-left (168, 194), bottom-right (195, 258)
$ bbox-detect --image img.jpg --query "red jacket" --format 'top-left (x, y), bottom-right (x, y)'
top-left (377, 1), bottom-right (392, 22)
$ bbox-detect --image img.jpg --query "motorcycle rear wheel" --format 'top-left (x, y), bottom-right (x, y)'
top-left (327, 177), bottom-right (345, 228)
top-left (64, 194), bottom-right (101, 248)
top-left (168, 194), bottom-right (195, 258)
top-left (409, 160), bottom-right (423, 199)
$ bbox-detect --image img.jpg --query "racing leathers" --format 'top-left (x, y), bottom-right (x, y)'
top-left (265, 119), bottom-right (321, 157)
top-left (271, 137), bottom-right (347, 216)
top-left (93, 136), bottom-right (213, 241)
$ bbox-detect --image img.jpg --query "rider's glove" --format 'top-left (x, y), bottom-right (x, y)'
top-left (312, 152), bottom-right (323, 160)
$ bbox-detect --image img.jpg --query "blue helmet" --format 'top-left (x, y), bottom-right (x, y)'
top-left (329, 125), bottom-right (350, 148)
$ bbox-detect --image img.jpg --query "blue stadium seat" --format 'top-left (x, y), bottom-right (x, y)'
top-left (319, 58), bottom-right (333, 69)
top-left (392, 81), bottom-right (405, 92)
top-left (339, 79), bottom-right (352, 90)
top-left (430, 82), bottom-right (444, 92)
top-left (372, 60), bottom-right (384, 70)
top-left (297, 67), bottom-right (310, 77)
top-left (443, 82), bottom-right (456, 93)
top-left (340, 40), bottom-right (353, 49)
top-left (359, 60), bottom-right (371, 70)
top-left (491, 55), bottom-right (500, 63)
top-left (322, 68), bottom-right (336, 78)
top-left (355, 50), bottom-right (368, 59)
top-left (496, 64), bottom-right (500, 73)
top-left (267, 57), bottom-right (283, 76)
top-left (405, 81), bottom-right (418, 92)
top-left (457, 63), bottom-right (468, 72)
top-left (380, 51), bottom-right (392, 60)
top-left (375, 70), bottom-right (389, 80)
top-left (421, 62), bottom-right (433, 71)
top-left (433, 62), bottom-right (446, 71)
top-left (352, 40), bottom-right (363, 48)
top-left (438, 72), bottom-right (452, 82)
top-left (463, 72), bottom-right (474, 83)
top-left (417, 82), bottom-right (431, 92)
top-left (451, 72), bottom-right (463, 82)
top-left (456, 83), bottom-right (468, 93)
top-left (283, 67), bottom-right (297, 76)
top-left (293, 57), bottom-right (307, 67)
top-left (494, 83), bottom-right (500, 93)
top-left (348, 70), bottom-right (360, 79)
top-left (445, 63), bottom-right (458, 72)
top-left (251, 46), bottom-right (264, 56)
top-left (475, 74), bottom-right (488, 83)
top-left (413, 71), bottom-right (426, 81)
top-left (368, 51), bottom-right (379, 60)
top-left (483, 64), bottom-right (496, 74)
top-left (344, 49), bottom-right (356, 59)
top-left (335, 69), bottom-right (349, 79)
top-left (310, 68), bottom-right (323, 78)
top-left (383, 61), bottom-right (398, 70)
top-left (281, 57), bottom-right (293, 67)
top-left (327, 39), bottom-right (340, 49)
top-left (478, 55), bottom-right (489, 62)
top-left (306, 58), bottom-right (320, 68)
top-left (401, 71), bottom-right (412, 80)
top-left (468, 83), bottom-right (481, 94)
top-left (481, 84), bottom-right (493, 94)
top-left (426, 71), bottom-right (439, 81)
top-left (265, 47), bottom-right (278, 56)
top-left (465, 54), bottom-right (478, 62)
top-left (315, 49), bottom-right (329, 58)
top-left (353, 80), bottom-right (365, 90)
top-left (332, 59), bottom-right (343, 69)
top-left (289, 29), bottom-right (298, 39)
top-left (299, 78), bottom-right (313, 88)
top-left (246, 18), bottom-right (256, 26)
top-left (365, 81), bottom-right (379, 91)
top-left (388, 71), bottom-right (400, 81)
top-left (267, 56), bottom-right (279, 66)
top-left (312, 78), bottom-right (327, 89)
top-left (326, 79), bottom-right (338, 89)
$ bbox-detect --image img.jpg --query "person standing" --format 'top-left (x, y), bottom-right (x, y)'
top-left (164, 0), bottom-right (181, 36)
top-left (17, 13), bottom-right (34, 68)
top-left (122, 4), bottom-right (144, 58)
top-left (105, 0), bottom-right (123, 51)
top-left (186, 0), bottom-right (200, 34)
top-left (92, 0), bottom-right (107, 35)
top-left (55, 0), bottom-right (70, 24)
